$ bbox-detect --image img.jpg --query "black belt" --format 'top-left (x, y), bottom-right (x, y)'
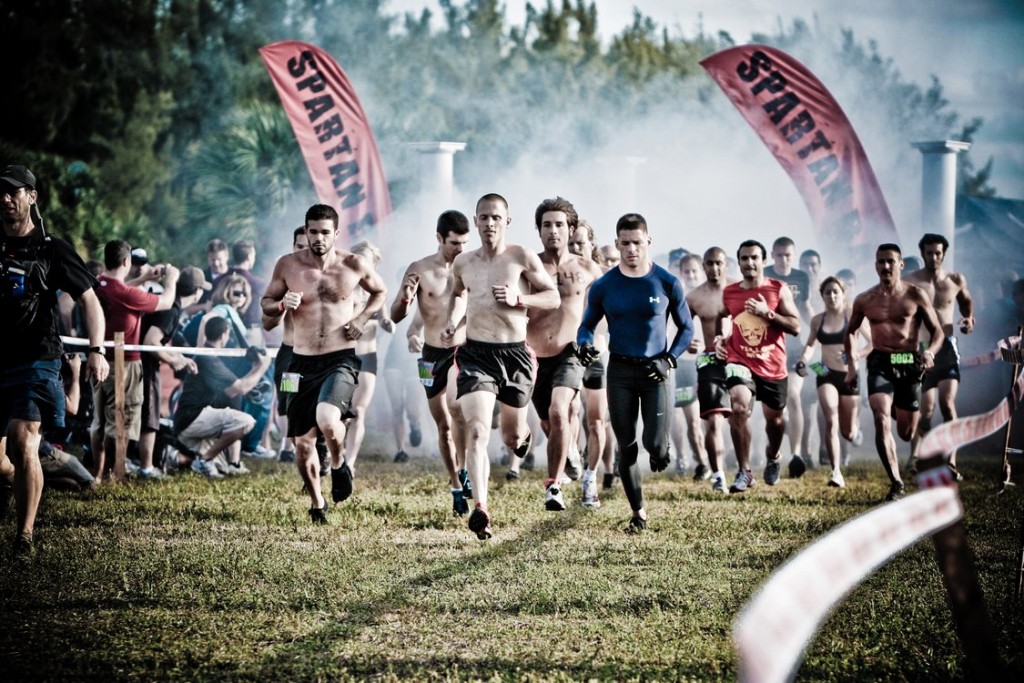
top-left (609, 353), bottom-right (650, 366)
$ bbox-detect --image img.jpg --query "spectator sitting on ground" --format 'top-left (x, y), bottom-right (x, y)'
top-left (172, 316), bottom-right (271, 478)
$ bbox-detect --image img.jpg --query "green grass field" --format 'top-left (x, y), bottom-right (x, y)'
top-left (1, 447), bottom-right (1022, 682)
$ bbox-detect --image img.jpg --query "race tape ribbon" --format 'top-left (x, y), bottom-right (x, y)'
top-left (734, 487), bottom-right (962, 683)
top-left (61, 336), bottom-right (280, 358)
top-left (916, 335), bottom-right (1022, 462)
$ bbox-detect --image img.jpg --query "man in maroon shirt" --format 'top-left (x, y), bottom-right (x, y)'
top-left (91, 240), bottom-right (179, 479)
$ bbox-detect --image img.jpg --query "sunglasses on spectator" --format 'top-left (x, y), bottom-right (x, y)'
top-left (230, 290), bottom-right (247, 297)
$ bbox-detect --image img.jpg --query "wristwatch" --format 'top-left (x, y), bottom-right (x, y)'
top-left (765, 310), bottom-right (776, 321)
top-left (87, 346), bottom-right (104, 354)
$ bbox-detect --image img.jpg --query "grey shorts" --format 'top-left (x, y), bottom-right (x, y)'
top-left (531, 344), bottom-right (584, 420)
top-left (455, 340), bottom-right (535, 408)
top-left (286, 350), bottom-right (361, 437)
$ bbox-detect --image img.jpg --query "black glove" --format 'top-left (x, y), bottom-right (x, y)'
top-left (645, 353), bottom-right (676, 382)
top-left (245, 346), bottom-right (267, 363)
top-left (795, 360), bottom-right (807, 378)
top-left (576, 343), bottom-right (601, 367)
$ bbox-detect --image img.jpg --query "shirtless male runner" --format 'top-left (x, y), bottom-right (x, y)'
top-left (442, 193), bottom-right (559, 540)
top-left (391, 210), bottom-right (472, 516)
top-left (686, 246), bottom-right (737, 493)
top-left (261, 204), bottom-right (387, 523)
top-left (845, 243), bottom-right (943, 501)
top-left (527, 197), bottom-right (604, 512)
top-left (904, 233), bottom-right (975, 480)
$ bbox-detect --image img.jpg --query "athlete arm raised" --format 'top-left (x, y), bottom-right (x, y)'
top-left (390, 265), bottom-right (420, 323)
top-left (260, 255), bottom-right (299, 330)
top-left (516, 249), bottom-right (559, 310)
top-left (345, 256), bottom-right (387, 340)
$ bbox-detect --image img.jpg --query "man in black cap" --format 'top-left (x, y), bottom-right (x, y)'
top-left (0, 164), bottom-right (109, 559)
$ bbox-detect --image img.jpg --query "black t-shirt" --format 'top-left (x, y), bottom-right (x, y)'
top-left (172, 353), bottom-right (240, 433)
top-left (140, 301), bottom-right (182, 372)
top-left (765, 266), bottom-right (810, 308)
top-left (1, 229), bottom-right (97, 366)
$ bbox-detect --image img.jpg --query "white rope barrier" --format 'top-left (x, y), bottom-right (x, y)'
top-left (61, 336), bottom-right (279, 358)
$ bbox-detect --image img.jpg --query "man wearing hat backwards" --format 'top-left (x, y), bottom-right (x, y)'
top-left (0, 164), bottom-right (109, 559)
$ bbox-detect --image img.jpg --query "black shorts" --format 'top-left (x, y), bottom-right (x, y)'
top-left (531, 345), bottom-right (584, 420)
top-left (674, 359), bottom-right (698, 408)
top-left (922, 337), bottom-right (961, 391)
top-left (357, 352), bottom-right (378, 376)
top-left (455, 340), bottom-right (535, 408)
top-left (286, 349), bottom-right (361, 437)
top-left (274, 344), bottom-right (294, 417)
top-left (0, 359), bottom-right (66, 430)
top-left (816, 368), bottom-right (858, 396)
top-left (866, 350), bottom-right (923, 412)
top-left (140, 356), bottom-right (162, 433)
top-left (724, 362), bottom-right (788, 411)
top-left (582, 356), bottom-right (606, 390)
top-left (696, 352), bottom-right (730, 418)
top-left (419, 344), bottom-right (456, 400)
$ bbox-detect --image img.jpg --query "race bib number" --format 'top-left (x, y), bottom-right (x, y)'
top-left (675, 387), bottom-right (695, 404)
top-left (696, 352), bottom-right (718, 370)
top-left (809, 362), bottom-right (828, 377)
top-left (726, 363), bottom-right (752, 381)
top-left (890, 352), bottom-right (916, 366)
top-left (417, 358), bottom-right (435, 387)
top-left (280, 372), bottom-right (300, 393)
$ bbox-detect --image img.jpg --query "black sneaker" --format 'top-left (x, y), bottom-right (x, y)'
top-left (393, 450), bottom-right (409, 463)
top-left (885, 481), bottom-right (906, 502)
top-left (309, 501), bottom-right (329, 524)
top-left (788, 454), bottom-right (807, 478)
top-left (458, 468), bottom-right (473, 498)
top-left (602, 473), bottom-right (615, 490)
top-left (278, 449), bottom-right (296, 463)
top-left (521, 452), bottom-right (536, 471)
top-left (409, 425), bottom-right (422, 448)
top-left (513, 431), bottom-right (533, 460)
top-left (451, 489), bottom-right (469, 516)
top-left (626, 515), bottom-right (647, 534)
top-left (505, 469), bottom-right (521, 481)
top-left (12, 533), bottom-right (35, 561)
top-left (692, 463), bottom-right (710, 481)
top-left (331, 464), bottom-right (354, 503)
top-left (468, 505), bottom-right (492, 540)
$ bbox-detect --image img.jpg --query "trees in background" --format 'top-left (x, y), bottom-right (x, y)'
top-left (0, 0), bottom-right (993, 262)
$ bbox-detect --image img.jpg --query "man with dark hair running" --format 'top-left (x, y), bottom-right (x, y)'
top-left (391, 210), bottom-right (473, 515)
top-left (261, 204), bottom-right (387, 523)
top-left (848, 243), bottom-right (944, 501)
top-left (442, 194), bottom-right (559, 539)
top-left (577, 213), bottom-right (694, 532)
top-left (715, 240), bottom-right (802, 494)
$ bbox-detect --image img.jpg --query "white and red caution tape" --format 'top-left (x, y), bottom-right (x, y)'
top-left (60, 335), bottom-right (279, 358)
top-left (734, 487), bottom-right (962, 683)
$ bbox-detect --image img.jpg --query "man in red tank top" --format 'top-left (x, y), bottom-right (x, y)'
top-left (714, 240), bottom-right (801, 493)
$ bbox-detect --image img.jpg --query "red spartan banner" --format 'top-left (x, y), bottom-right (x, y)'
top-left (701, 45), bottom-right (899, 248)
top-left (260, 40), bottom-right (391, 246)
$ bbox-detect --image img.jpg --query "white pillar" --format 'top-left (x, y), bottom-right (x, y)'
top-left (408, 141), bottom-right (467, 210)
top-left (911, 140), bottom-right (970, 268)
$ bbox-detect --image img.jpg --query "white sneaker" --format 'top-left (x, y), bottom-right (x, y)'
top-left (565, 444), bottom-right (583, 481)
top-left (710, 472), bottom-right (726, 493)
top-left (581, 473), bottom-right (601, 508)
top-left (828, 469), bottom-right (846, 488)
top-left (191, 458), bottom-right (224, 479)
top-left (138, 467), bottom-right (166, 480)
top-left (544, 483), bottom-right (566, 511)
top-left (225, 460), bottom-right (250, 476)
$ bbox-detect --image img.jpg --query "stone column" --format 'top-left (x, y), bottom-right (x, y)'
top-left (408, 141), bottom-right (467, 212)
top-left (911, 140), bottom-right (970, 268)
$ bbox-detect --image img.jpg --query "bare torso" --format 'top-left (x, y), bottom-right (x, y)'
top-left (456, 245), bottom-right (535, 344)
top-left (407, 252), bottom-right (466, 348)
top-left (853, 282), bottom-right (928, 353)
top-left (527, 252), bottom-right (601, 357)
top-left (687, 281), bottom-right (731, 352)
top-left (904, 268), bottom-right (967, 337)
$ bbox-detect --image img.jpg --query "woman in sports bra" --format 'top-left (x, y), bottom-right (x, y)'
top-left (795, 276), bottom-right (871, 488)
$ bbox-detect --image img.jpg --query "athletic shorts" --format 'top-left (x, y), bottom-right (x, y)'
top-left (582, 355), bottom-right (606, 390)
top-left (531, 344), bottom-right (584, 420)
top-left (140, 356), bottom-right (162, 433)
top-left (866, 349), bottom-right (923, 412)
top-left (92, 359), bottom-right (144, 441)
top-left (922, 336), bottom-right (961, 391)
top-left (674, 359), bottom-right (698, 408)
top-left (816, 368), bottom-right (859, 396)
top-left (696, 352), bottom-right (730, 418)
top-left (419, 344), bottom-right (456, 400)
top-left (178, 406), bottom-right (256, 453)
top-left (0, 358), bottom-right (66, 430)
top-left (274, 344), bottom-right (294, 417)
top-left (455, 339), bottom-right (536, 408)
top-left (286, 349), bottom-right (361, 437)
top-left (356, 352), bottom-right (378, 376)
top-left (724, 362), bottom-right (787, 411)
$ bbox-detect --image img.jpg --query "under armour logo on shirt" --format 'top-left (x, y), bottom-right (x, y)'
top-left (649, 296), bottom-right (660, 303)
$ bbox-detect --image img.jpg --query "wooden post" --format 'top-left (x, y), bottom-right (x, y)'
top-left (113, 331), bottom-right (127, 483)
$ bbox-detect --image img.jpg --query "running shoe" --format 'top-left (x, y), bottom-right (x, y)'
top-left (565, 444), bottom-right (583, 481)
top-left (191, 458), bottom-right (224, 479)
top-left (545, 483), bottom-right (566, 511)
top-left (514, 432), bottom-right (533, 460)
top-left (801, 453), bottom-right (814, 471)
top-left (409, 424), bottom-right (422, 447)
top-left (468, 504), bottom-right (492, 540)
top-left (907, 456), bottom-right (919, 476)
top-left (459, 468), bottom-right (473, 498)
top-left (729, 469), bottom-right (755, 494)
top-left (625, 515), bottom-right (647, 534)
top-left (451, 489), bottom-right (469, 516)
top-left (763, 456), bottom-right (782, 486)
top-left (602, 473), bottom-right (615, 490)
top-left (331, 463), bottom-right (354, 503)
top-left (12, 533), bottom-right (34, 561)
top-left (885, 481), bottom-right (906, 501)
top-left (309, 501), bottom-right (329, 524)
top-left (393, 450), bottom-right (409, 463)
top-left (521, 452), bottom-right (536, 471)
top-left (505, 469), bottom-right (521, 481)
top-left (243, 445), bottom-right (276, 459)
top-left (828, 469), bottom-right (846, 488)
top-left (138, 466), bottom-right (166, 480)
top-left (851, 429), bottom-right (864, 447)
top-left (788, 454), bottom-right (807, 479)
top-left (693, 463), bottom-right (710, 481)
top-left (278, 449), bottom-right (296, 463)
top-left (581, 473), bottom-right (601, 508)
top-left (675, 457), bottom-right (687, 476)
top-left (948, 463), bottom-right (964, 482)
top-left (818, 448), bottom-right (829, 467)
top-left (710, 472), bottom-right (726, 493)
top-left (225, 460), bottom-right (250, 476)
